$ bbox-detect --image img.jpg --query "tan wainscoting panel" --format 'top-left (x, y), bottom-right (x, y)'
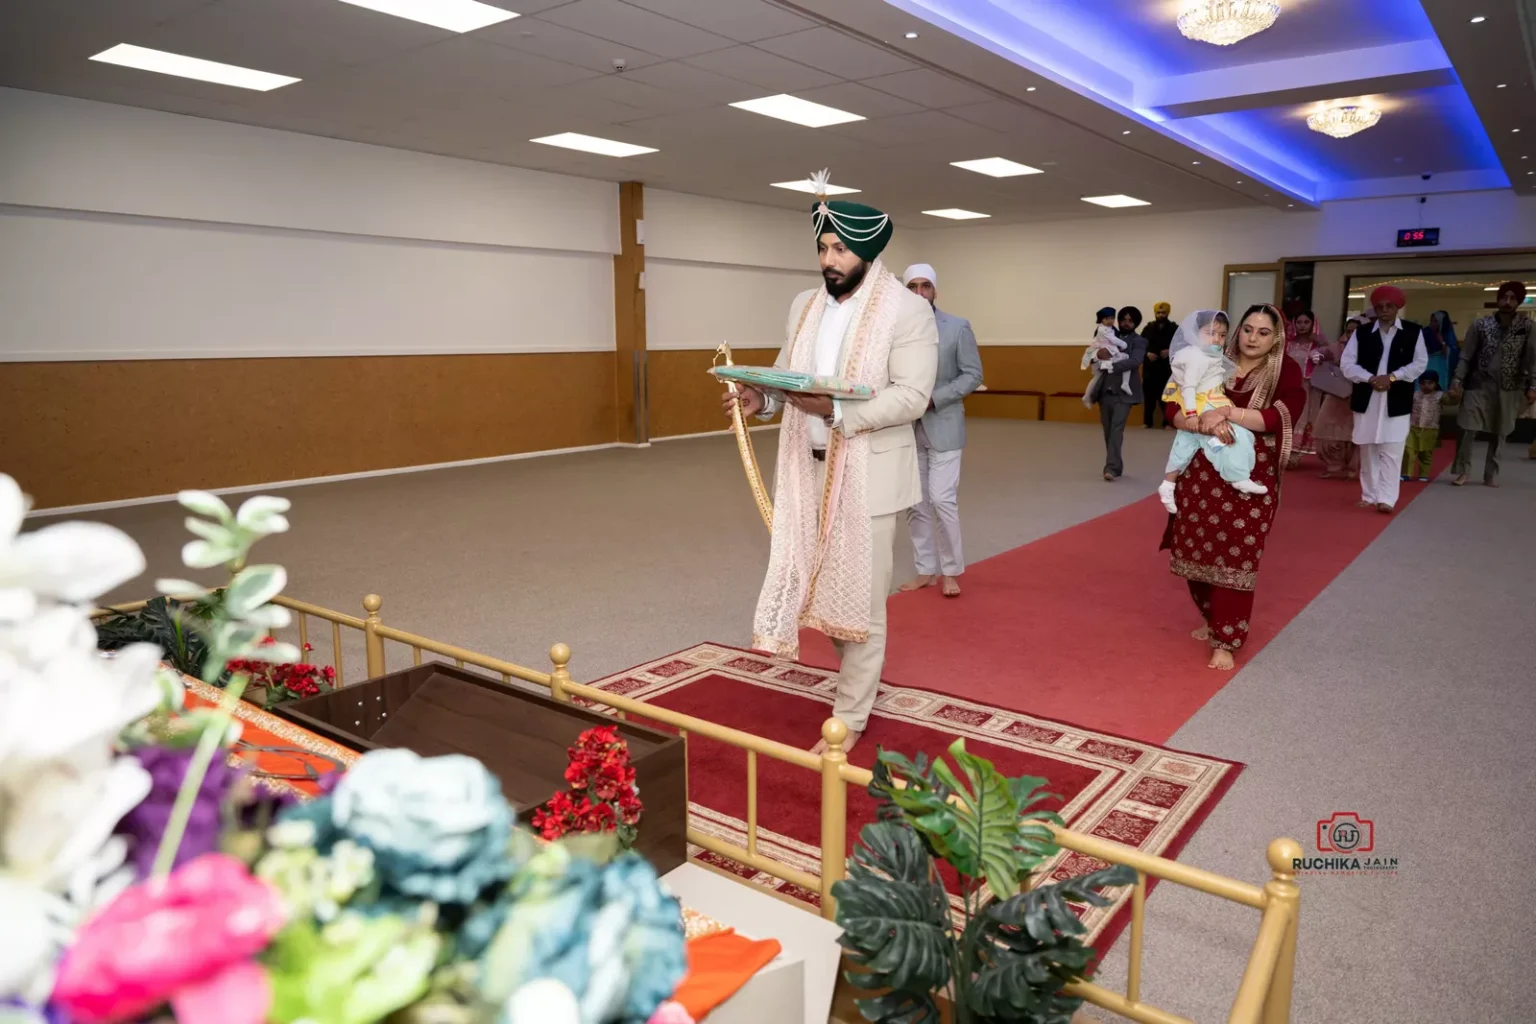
top-left (977, 346), bottom-right (1093, 396)
top-left (647, 347), bottom-right (782, 440)
top-left (4, 353), bottom-right (616, 510)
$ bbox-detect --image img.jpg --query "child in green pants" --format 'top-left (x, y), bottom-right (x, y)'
top-left (1402, 371), bottom-right (1445, 481)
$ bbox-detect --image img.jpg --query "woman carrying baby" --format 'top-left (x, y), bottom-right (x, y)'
top-left (1159, 304), bottom-right (1307, 671)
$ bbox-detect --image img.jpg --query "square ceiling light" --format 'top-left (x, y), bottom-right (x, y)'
top-left (89, 44), bottom-right (299, 90)
top-left (729, 95), bottom-right (864, 128)
top-left (530, 133), bottom-right (656, 157)
top-left (1081, 194), bottom-right (1151, 208)
top-left (772, 179), bottom-right (860, 195)
top-left (334, 0), bottom-right (518, 32)
top-left (923, 208), bottom-right (991, 220)
top-left (950, 157), bottom-right (1043, 178)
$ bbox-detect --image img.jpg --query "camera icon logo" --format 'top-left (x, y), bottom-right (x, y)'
top-left (1316, 812), bottom-right (1374, 854)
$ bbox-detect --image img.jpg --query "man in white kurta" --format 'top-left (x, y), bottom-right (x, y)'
top-left (1341, 286), bottom-right (1428, 512)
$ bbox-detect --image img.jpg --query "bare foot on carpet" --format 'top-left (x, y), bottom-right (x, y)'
top-left (811, 729), bottom-right (862, 755)
top-left (1451, 473), bottom-right (1468, 487)
top-left (900, 574), bottom-right (937, 592)
top-left (941, 576), bottom-right (961, 597)
top-left (1356, 500), bottom-right (1374, 509)
top-left (1485, 478), bottom-right (1500, 488)
top-left (1208, 649), bottom-right (1235, 671)
top-left (1376, 503), bottom-right (1393, 514)
top-left (1320, 471), bottom-right (1337, 480)
top-left (1191, 625), bottom-right (1213, 641)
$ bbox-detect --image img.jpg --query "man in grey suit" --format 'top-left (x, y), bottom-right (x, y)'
top-left (1094, 305), bottom-right (1147, 481)
top-left (899, 264), bottom-right (983, 597)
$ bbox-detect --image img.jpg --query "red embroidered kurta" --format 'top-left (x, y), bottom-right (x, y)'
top-left (1161, 357), bottom-right (1306, 593)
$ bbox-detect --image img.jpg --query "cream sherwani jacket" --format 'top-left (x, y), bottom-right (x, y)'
top-left (761, 278), bottom-right (940, 517)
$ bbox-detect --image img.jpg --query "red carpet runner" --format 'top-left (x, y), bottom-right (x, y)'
top-left (799, 454), bottom-right (1454, 744)
top-left (583, 645), bottom-right (1242, 952)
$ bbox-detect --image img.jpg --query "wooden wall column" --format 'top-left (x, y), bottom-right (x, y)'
top-left (613, 181), bottom-right (647, 445)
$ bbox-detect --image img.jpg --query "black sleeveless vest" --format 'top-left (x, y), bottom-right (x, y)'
top-left (1349, 321), bottom-right (1421, 418)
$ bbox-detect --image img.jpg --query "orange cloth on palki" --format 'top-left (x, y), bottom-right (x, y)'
top-left (671, 930), bottom-right (783, 1021)
top-left (751, 259), bottom-right (904, 658)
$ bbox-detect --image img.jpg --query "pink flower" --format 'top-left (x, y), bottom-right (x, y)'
top-left (647, 1001), bottom-right (695, 1024)
top-left (52, 853), bottom-right (286, 1024)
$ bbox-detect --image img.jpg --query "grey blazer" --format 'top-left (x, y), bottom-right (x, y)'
top-left (918, 308), bottom-right (984, 451)
top-left (1093, 330), bottom-right (1148, 405)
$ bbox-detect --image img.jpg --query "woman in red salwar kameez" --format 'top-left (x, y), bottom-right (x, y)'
top-left (1160, 304), bottom-right (1306, 671)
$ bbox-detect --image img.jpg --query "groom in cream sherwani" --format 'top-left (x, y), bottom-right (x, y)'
top-left (722, 186), bottom-right (937, 753)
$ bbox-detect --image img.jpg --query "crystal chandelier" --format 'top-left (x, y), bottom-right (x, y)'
top-left (1306, 105), bottom-right (1382, 139)
top-left (1177, 1), bottom-right (1282, 46)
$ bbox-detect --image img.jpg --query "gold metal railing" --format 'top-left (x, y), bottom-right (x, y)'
top-left (94, 591), bottom-right (1299, 1023)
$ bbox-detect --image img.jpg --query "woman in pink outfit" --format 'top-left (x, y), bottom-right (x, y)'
top-left (1312, 317), bottom-right (1363, 479)
top-left (1284, 309), bottom-right (1328, 462)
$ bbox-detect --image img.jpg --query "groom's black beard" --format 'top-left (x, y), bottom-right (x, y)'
top-left (823, 259), bottom-right (869, 299)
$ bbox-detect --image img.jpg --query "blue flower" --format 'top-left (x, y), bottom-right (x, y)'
top-left (327, 749), bottom-right (516, 905)
top-left (482, 845), bottom-right (686, 1024)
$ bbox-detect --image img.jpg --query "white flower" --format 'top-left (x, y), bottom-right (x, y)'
top-left (0, 475), bottom-right (145, 622)
top-left (0, 643), bottom-right (161, 774)
top-left (0, 756), bottom-right (150, 892)
top-left (507, 979), bottom-right (581, 1024)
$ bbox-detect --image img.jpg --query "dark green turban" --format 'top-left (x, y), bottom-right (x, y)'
top-left (811, 199), bottom-right (893, 262)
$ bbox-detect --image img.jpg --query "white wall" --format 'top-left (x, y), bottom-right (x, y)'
top-left (917, 191), bottom-right (1536, 346)
top-left (0, 88), bottom-right (619, 361)
top-left (643, 188), bottom-right (926, 351)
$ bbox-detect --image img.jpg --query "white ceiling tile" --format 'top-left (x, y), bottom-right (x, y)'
top-left (559, 73), bottom-right (718, 118)
top-left (619, 0), bottom-right (816, 42)
top-left (617, 59), bottom-right (759, 101)
top-left (795, 81), bottom-right (923, 119)
top-left (825, 110), bottom-right (1002, 149)
top-left (683, 45), bottom-right (839, 91)
top-left (476, 17), bottom-right (665, 73)
top-left (539, 0), bottom-right (734, 59)
top-left (862, 68), bottom-right (995, 109)
top-left (377, 37), bottom-right (598, 97)
top-left (754, 27), bottom-right (915, 80)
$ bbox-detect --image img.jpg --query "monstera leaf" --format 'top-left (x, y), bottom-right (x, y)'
top-left (832, 821), bottom-right (953, 1023)
top-left (966, 865), bottom-right (1137, 1023)
top-left (1009, 775), bottom-right (1066, 874)
top-left (869, 750), bottom-right (957, 862)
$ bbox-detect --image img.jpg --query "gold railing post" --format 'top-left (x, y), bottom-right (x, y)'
top-left (1261, 838), bottom-right (1303, 1024)
top-left (818, 717), bottom-right (849, 921)
top-left (549, 643), bottom-right (573, 703)
top-left (363, 594), bottom-right (385, 678)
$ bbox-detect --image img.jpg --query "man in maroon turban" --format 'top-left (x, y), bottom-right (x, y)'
top-left (1449, 280), bottom-right (1535, 485)
top-left (1340, 285), bottom-right (1428, 512)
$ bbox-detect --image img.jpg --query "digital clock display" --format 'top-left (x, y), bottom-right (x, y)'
top-left (1396, 227), bottom-right (1440, 247)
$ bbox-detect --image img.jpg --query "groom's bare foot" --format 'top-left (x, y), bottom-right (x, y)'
top-left (1208, 649), bottom-right (1235, 671)
top-left (1191, 626), bottom-right (1213, 641)
top-left (811, 729), bottom-right (862, 755)
top-left (941, 576), bottom-right (961, 597)
top-left (899, 575), bottom-right (937, 592)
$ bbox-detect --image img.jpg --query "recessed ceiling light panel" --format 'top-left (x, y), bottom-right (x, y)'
top-left (334, 0), bottom-right (518, 32)
top-left (89, 44), bottom-right (299, 90)
top-left (1081, 194), bottom-right (1151, 208)
top-left (772, 179), bottom-right (860, 195)
top-left (950, 157), bottom-right (1043, 178)
top-left (729, 95), bottom-right (864, 127)
top-left (530, 133), bottom-right (657, 157)
top-left (923, 208), bottom-right (991, 220)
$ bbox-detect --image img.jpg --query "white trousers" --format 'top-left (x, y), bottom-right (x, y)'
top-left (1359, 440), bottom-right (1406, 508)
top-left (830, 512), bottom-right (897, 733)
top-left (907, 445), bottom-right (965, 577)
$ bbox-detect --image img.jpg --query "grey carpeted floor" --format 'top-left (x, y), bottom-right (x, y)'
top-left (44, 420), bottom-right (1536, 1023)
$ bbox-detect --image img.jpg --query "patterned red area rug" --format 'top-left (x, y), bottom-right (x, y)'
top-left (583, 643), bottom-right (1243, 952)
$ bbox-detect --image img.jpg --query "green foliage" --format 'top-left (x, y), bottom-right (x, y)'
top-left (838, 739), bottom-right (1136, 1024)
top-left (95, 592), bottom-right (223, 677)
top-left (967, 865), bottom-right (1137, 1023)
top-left (832, 822), bottom-right (952, 1023)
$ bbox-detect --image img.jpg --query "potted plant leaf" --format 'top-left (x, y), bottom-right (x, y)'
top-left (95, 591), bottom-right (224, 677)
top-left (832, 738), bottom-right (1136, 1024)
